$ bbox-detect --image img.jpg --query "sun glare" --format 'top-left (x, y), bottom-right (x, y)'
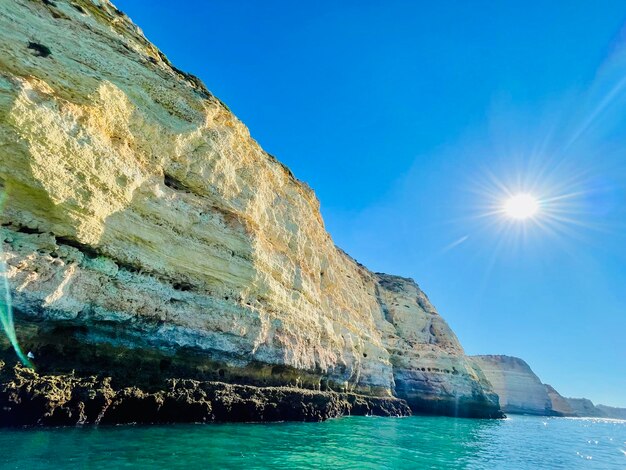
top-left (503, 194), bottom-right (539, 219)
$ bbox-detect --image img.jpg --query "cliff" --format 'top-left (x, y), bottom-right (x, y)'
top-left (544, 384), bottom-right (576, 417)
top-left (595, 404), bottom-right (626, 420)
top-left (564, 398), bottom-right (605, 418)
top-left (562, 397), bottom-right (626, 420)
top-left (472, 356), bottom-right (626, 419)
top-left (0, 0), bottom-right (501, 423)
top-left (470, 355), bottom-right (554, 415)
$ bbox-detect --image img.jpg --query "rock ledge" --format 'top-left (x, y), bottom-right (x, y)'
top-left (0, 362), bottom-right (411, 426)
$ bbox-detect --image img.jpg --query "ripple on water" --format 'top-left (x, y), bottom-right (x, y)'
top-left (0, 415), bottom-right (625, 469)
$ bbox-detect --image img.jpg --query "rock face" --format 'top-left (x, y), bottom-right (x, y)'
top-left (377, 275), bottom-right (500, 417)
top-left (0, 0), bottom-right (502, 422)
top-left (562, 397), bottom-right (626, 419)
top-left (470, 355), bottom-right (554, 415)
top-left (472, 356), bottom-right (626, 418)
top-left (0, 362), bottom-right (410, 426)
top-left (544, 384), bottom-right (576, 417)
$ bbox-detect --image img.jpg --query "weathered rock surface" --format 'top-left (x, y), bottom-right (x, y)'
top-left (470, 355), bottom-right (554, 416)
top-left (0, 0), bottom-right (502, 422)
top-left (0, 362), bottom-right (409, 426)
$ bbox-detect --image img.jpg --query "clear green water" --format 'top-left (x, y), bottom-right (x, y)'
top-left (1, 415), bottom-right (624, 469)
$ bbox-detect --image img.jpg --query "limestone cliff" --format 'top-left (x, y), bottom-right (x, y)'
top-left (472, 356), bottom-right (626, 419)
top-left (0, 0), bottom-right (501, 421)
top-left (377, 275), bottom-right (499, 416)
top-left (470, 355), bottom-right (554, 416)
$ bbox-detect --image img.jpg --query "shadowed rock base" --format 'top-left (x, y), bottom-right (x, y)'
top-left (0, 363), bottom-right (411, 426)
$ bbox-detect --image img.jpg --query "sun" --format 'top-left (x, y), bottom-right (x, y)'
top-left (503, 193), bottom-right (539, 219)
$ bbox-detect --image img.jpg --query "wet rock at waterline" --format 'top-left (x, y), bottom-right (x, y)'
top-left (0, 362), bottom-right (410, 426)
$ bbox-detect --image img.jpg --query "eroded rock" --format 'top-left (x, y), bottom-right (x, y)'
top-left (0, 0), bottom-right (502, 422)
top-left (0, 362), bottom-right (410, 426)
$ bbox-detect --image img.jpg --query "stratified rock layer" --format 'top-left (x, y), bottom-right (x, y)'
top-left (378, 276), bottom-right (500, 417)
top-left (0, 0), bottom-right (501, 421)
top-left (470, 355), bottom-right (554, 416)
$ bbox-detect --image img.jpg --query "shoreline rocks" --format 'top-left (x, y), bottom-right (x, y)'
top-left (0, 362), bottom-right (411, 426)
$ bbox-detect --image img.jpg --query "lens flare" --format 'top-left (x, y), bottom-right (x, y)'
top-left (0, 193), bottom-right (34, 368)
top-left (503, 194), bottom-right (540, 219)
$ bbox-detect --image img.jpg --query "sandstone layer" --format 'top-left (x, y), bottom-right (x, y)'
top-left (0, 0), bottom-right (502, 422)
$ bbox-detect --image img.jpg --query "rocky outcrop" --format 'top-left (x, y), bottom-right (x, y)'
top-left (377, 275), bottom-right (501, 417)
top-left (0, 362), bottom-right (410, 426)
top-left (0, 0), bottom-right (502, 422)
top-left (470, 355), bottom-right (555, 416)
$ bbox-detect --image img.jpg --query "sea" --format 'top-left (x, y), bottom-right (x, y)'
top-left (0, 415), bottom-right (624, 469)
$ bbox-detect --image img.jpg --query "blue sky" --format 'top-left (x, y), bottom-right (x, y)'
top-left (116, 0), bottom-right (626, 407)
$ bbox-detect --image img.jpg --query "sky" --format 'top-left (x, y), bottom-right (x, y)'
top-left (115, 0), bottom-right (626, 407)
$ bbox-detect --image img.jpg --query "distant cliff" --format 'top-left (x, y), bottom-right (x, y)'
top-left (564, 398), bottom-right (604, 417)
top-left (596, 404), bottom-right (626, 420)
top-left (544, 384), bottom-right (576, 416)
top-left (0, 0), bottom-right (502, 424)
top-left (472, 355), bottom-right (625, 419)
top-left (470, 355), bottom-right (554, 416)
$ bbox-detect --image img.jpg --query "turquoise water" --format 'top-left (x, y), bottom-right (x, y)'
top-left (1, 415), bottom-right (624, 469)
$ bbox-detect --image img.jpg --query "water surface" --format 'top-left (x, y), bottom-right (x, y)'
top-left (1, 415), bottom-right (624, 469)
